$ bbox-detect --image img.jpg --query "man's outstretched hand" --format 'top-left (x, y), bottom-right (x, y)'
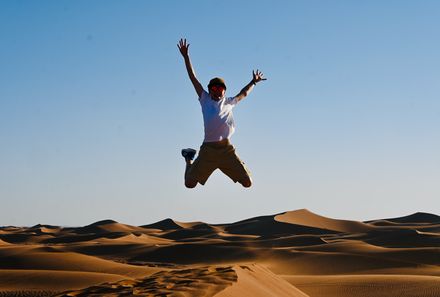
top-left (178, 38), bottom-right (203, 96)
top-left (252, 70), bottom-right (267, 84)
top-left (178, 38), bottom-right (190, 58)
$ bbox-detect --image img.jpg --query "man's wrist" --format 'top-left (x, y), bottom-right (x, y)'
top-left (251, 79), bottom-right (257, 86)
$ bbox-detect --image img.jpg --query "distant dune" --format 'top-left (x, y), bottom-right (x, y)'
top-left (0, 209), bottom-right (439, 296)
top-left (275, 209), bottom-right (373, 233)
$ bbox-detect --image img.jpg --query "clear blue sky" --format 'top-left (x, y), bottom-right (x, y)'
top-left (1, 0), bottom-right (439, 226)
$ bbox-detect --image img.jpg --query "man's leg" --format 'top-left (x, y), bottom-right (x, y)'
top-left (239, 176), bottom-right (253, 188)
top-left (184, 159), bottom-right (198, 188)
top-left (219, 145), bottom-right (252, 188)
top-left (182, 148), bottom-right (198, 188)
top-left (182, 145), bottom-right (217, 188)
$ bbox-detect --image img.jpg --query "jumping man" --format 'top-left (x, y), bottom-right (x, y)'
top-left (178, 38), bottom-right (266, 188)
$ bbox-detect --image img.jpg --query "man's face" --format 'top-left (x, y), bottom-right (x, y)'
top-left (209, 85), bottom-right (226, 100)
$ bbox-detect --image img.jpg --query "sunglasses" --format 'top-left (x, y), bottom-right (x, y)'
top-left (210, 85), bottom-right (225, 92)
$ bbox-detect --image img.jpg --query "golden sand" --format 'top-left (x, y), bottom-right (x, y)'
top-left (0, 209), bottom-right (439, 296)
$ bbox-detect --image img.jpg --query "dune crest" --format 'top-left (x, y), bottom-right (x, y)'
top-left (275, 209), bottom-right (373, 233)
top-left (0, 239), bottom-right (10, 245)
top-left (379, 212), bottom-right (440, 224)
top-left (73, 219), bottom-right (147, 234)
top-left (141, 218), bottom-right (184, 231)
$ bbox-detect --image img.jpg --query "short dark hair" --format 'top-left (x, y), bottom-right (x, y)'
top-left (208, 77), bottom-right (227, 90)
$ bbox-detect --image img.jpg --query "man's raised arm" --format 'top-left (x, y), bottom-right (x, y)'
top-left (178, 38), bottom-right (203, 98)
top-left (234, 70), bottom-right (267, 102)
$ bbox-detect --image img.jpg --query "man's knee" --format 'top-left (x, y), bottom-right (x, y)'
top-left (185, 179), bottom-right (198, 188)
top-left (239, 177), bottom-right (252, 188)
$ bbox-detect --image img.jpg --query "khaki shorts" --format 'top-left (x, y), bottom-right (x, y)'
top-left (186, 140), bottom-right (251, 185)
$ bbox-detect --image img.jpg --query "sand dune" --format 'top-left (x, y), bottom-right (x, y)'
top-left (382, 212), bottom-right (440, 224)
top-left (217, 264), bottom-right (310, 297)
top-left (283, 274), bottom-right (440, 297)
top-left (0, 240), bottom-right (9, 245)
top-left (275, 209), bottom-right (373, 233)
top-left (0, 246), bottom-right (160, 278)
top-left (71, 219), bottom-right (150, 235)
top-left (56, 264), bottom-right (308, 297)
top-left (224, 214), bottom-right (339, 237)
top-left (0, 270), bottom-right (126, 295)
top-left (56, 265), bottom-right (237, 296)
top-left (141, 218), bottom-right (184, 231)
top-left (1, 209), bottom-right (439, 296)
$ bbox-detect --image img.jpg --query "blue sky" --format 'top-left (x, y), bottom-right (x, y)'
top-left (1, 0), bottom-right (439, 226)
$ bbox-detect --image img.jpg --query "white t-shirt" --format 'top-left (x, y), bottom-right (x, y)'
top-left (199, 90), bottom-right (239, 142)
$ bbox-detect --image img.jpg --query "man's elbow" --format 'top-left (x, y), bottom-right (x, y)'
top-left (239, 91), bottom-right (248, 99)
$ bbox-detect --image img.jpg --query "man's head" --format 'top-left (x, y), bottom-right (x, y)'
top-left (208, 77), bottom-right (226, 100)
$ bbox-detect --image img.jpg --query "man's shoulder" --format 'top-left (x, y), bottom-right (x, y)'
top-left (226, 96), bottom-right (239, 105)
top-left (199, 89), bottom-right (209, 100)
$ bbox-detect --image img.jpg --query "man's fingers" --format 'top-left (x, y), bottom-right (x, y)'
top-left (252, 69), bottom-right (267, 82)
top-left (177, 38), bottom-right (190, 54)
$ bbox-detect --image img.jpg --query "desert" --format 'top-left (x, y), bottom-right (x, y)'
top-left (0, 209), bottom-right (439, 296)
